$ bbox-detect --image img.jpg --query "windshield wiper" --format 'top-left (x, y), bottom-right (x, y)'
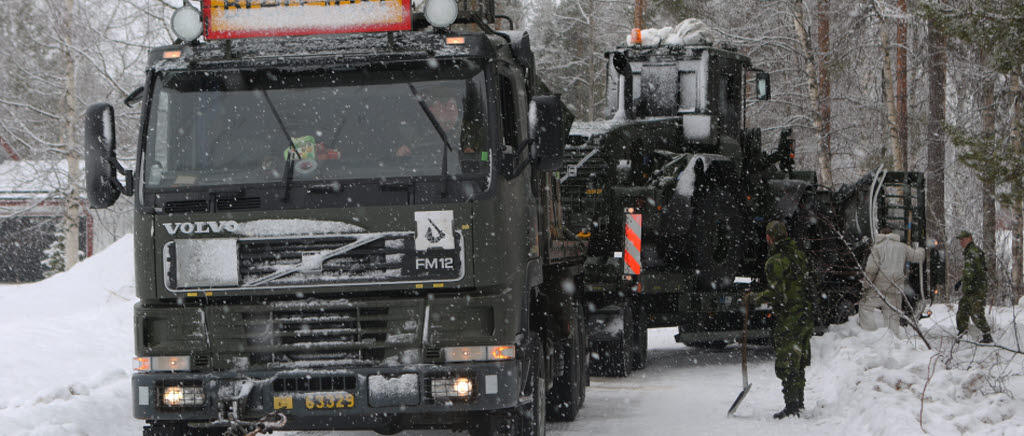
top-left (408, 83), bottom-right (454, 197)
top-left (260, 88), bottom-right (302, 202)
top-left (241, 232), bottom-right (406, 287)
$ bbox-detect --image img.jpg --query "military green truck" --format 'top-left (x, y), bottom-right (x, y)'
top-left (83, 1), bottom-right (588, 434)
top-left (562, 30), bottom-right (943, 376)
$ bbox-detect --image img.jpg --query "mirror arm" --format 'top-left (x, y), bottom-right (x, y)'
top-left (505, 138), bottom-right (536, 179)
top-left (104, 154), bottom-right (135, 196)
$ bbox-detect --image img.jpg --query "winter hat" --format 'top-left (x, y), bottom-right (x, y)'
top-left (766, 220), bottom-right (788, 240)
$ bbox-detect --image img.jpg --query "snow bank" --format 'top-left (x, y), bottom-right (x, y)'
top-left (2, 233), bottom-right (1022, 436)
top-left (805, 306), bottom-right (1024, 435)
top-left (0, 236), bottom-right (140, 435)
top-left (627, 18), bottom-right (714, 47)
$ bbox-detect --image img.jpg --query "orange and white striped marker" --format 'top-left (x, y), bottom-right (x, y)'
top-left (624, 214), bottom-right (642, 275)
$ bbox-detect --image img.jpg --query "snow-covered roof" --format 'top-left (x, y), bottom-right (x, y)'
top-left (627, 18), bottom-right (714, 47)
top-left (1, 137), bottom-right (19, 160)
top-left (0, 160), bottom-right (63, 200)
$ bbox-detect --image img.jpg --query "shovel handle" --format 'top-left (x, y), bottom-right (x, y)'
top-left (741, 292), bottom-right (749, 385)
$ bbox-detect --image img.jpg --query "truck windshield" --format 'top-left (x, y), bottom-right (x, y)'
top-left (143, 62), bottom-right (488, 189)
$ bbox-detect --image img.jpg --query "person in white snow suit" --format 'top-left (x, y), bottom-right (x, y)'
top-left (861, 227), bottom-right (925, 335)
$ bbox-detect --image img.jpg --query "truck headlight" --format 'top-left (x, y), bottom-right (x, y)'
top-left (170, 5), bottom-right (203, 43)
top-left (431, 377), bottom-right (473, 400)
top-left (162, 386), bottom-right (205, 407)
top-left (134, 355), bottom-right (191, 372)
top-left (424, 0), bottom-right (458, 28)
top-left (442, 345), bottom-right (515, 363)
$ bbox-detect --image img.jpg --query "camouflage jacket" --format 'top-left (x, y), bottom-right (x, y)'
top-left (962, 242), bottom-right (987, 298)
top-left (756, 237), bottom-right (813, 338)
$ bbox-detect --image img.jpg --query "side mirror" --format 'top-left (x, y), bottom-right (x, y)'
top-left (531, 95), bottom-right (565, 172)
top-left (84, 103), bottom-right (133, 208)
top-left (756, 72), bottom-right (771, 101)
top-left (124, 86), bottom-right (145, 107)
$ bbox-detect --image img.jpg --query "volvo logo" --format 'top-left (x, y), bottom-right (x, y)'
top-left (163, 221), bottom-right (239, 235)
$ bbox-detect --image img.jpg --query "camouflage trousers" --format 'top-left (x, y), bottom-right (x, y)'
top-left (956, 295), bottom-right (992, 336)
top-left (774, 333), bottom-right (812, 408)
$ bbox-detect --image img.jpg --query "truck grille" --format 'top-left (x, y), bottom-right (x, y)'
top-left (207, 299), bottom-right (424, 369)
top-left (238, 234), bottom-right (411, 285)
top-left (162, 200), bottom-right (209, 214)
top-left (273, 375), bottom-right (357, 392)
top-left (167, 229), bottom-right (464, 291)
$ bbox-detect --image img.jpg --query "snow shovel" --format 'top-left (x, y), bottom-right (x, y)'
top-left (727, 293), bottom-right (753, 416)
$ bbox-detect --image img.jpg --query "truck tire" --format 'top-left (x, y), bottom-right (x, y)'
top-left (631, 315), bottom-right (648, 370)
top-left (548, 301), bottom-right (585, 421)
top-left (472, 334), bottom-right (546, 436)
top-left (591, 305), bottom-right (633, 377)
top-left (521, 333), bottom-right (547, 436)
top-left (579, 307), bottom-right (589, 408)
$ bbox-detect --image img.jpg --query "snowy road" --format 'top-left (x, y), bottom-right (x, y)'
top-left (3, 237), bottom-right (1023, 436)
top-left (288, 331), bottom-right (803, 436)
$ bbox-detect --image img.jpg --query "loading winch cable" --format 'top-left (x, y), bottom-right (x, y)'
top-left (222, 411), bottom-right (287, 436)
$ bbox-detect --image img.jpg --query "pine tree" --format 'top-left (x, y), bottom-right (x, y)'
top-left (924, 0), bottom-right (1024, 297)
top-left (41, 228), bottom-right (83, 278)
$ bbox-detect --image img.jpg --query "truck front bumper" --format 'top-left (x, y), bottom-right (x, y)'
top-left (133, 360), bottom-right (521, 432)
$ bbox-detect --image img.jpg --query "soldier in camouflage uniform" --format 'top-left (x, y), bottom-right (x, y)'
top-left (753, 220), bottom-right (813, 419)
top-left (956, 231), bottom-right (994, 344)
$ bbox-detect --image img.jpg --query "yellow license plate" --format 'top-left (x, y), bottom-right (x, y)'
top-left (302, 392), bottom-right (356, 410)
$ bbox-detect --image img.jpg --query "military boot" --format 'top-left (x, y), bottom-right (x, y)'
top-left (981, 334), bottom-right (994, 344)
top-left (773, 404), bottom-right (800, 419)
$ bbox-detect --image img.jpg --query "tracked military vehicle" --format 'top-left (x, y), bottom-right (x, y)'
top-left (562, 24), bottom-right (943, 375)
top-left (83, 1), bottom-right (588, 434)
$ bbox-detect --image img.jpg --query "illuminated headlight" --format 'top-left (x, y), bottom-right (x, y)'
top-left (443, 345), bottom-right (515, 363)
top-left (171, 5), bottom-right (204, 43)
top-left (424, 0), bottom-right (458, 28)
top-left (134, 356), bottom-right (191, 372)
top-left (162, 386), bottom-right (205, 407)
top-left (431, 377), bottom-right (473, 400)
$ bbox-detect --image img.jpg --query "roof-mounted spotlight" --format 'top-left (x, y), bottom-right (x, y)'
top-left (424, 0), bottom-right (458, 29)
top-left (171, 4), bottom-right (203, 43)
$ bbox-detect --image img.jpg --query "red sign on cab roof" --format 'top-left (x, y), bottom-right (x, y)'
top-left (202, 0), bottom-right (413, 40)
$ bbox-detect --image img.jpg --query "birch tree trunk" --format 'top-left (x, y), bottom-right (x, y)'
top-left (880, 25), bottom-right (899, 165)
top-left (1012, 75), bottom-right (1024, 295)
top-left (62, 0), bottom-right (82, 269)
top-left (817, 0), bottom-right (832, 179)
top-left (586, 0), bottom-right (597, 122)
top-left (792, 0), bottom-right (832, 187)
top-left (895, 0), bottom-right (908, 171)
